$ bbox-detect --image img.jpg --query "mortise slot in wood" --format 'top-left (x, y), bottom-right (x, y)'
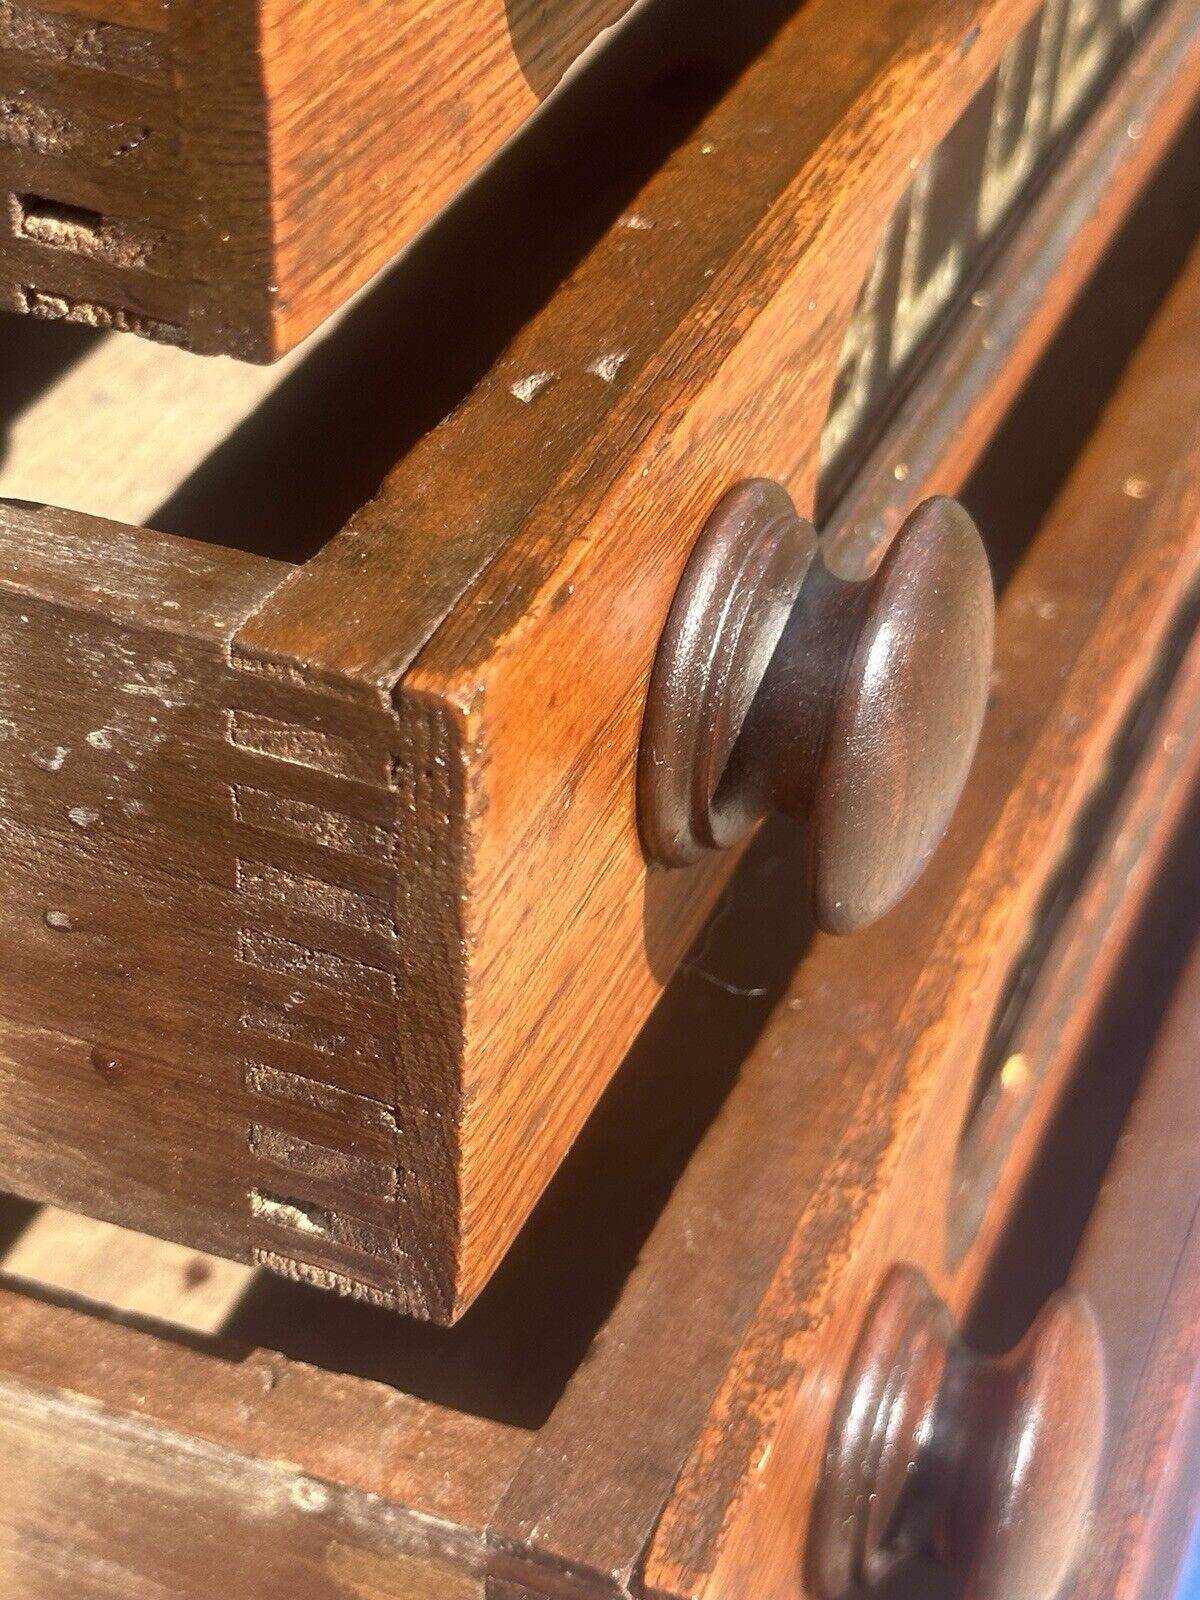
top-left (12, 193), bottom-right (164, 269)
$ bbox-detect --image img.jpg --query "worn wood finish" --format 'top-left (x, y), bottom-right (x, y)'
top-left (628, 234), bottom-right (1200, 1600)
top-left (0, 0), bottom-right (642, 357)
top-left (0, 224), bottom-right (1198, 1596)
top-left (0, 0), bottom-right (1194, 1323)
top-left (0, 1277), bottom-right (526, 1598)
top-left (1061, 932), bottom-right (1200, 1600)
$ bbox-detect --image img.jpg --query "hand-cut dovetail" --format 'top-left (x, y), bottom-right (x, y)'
top-left (238, 998), bottom-right (391, 1075)
top-left (249, 1251), bottom-right (407, 1309)
top-left (12, 194), bottom-right (165, 269)
top-left (0, 101), bottom-right (153, 163)
top-left (248, 1124), bottom-right (397, 1201)
top-left (0, 3), bottom-right (170, 83)
top-left (248, 1191), bottom-right (394, 1259)
top-left (231, 786), bottom-right (389, 855)
top-left (226, 710), bottom-right (388, 785)
top-left (243, 1062), bottom-right (398, 1135)
top-left (236, 928), bottom-right (396, 1005)
top-left (17, 286), bottom-right (183, 344)
top-left (236, 859), bottom-right (396, 939)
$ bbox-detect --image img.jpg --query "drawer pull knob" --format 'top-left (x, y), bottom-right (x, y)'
top-left (638, 480), bottom-right (994, 931)
top-left (808, 1264), bottom-right (1107, 1600)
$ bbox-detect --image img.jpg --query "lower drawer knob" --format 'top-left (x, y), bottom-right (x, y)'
top-left (638, 480), bottom-right (994, 932)
top-left (808, 1264), bottom-right (1107, 1600)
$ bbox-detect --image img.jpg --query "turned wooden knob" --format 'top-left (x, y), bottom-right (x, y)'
top-left (638, 480), bottom-right (994, 931)
top-left (808, 1265), bottom-right (1107, 1600)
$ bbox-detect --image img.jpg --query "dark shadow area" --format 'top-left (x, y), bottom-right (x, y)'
top-left (505, 0), bottom-right (639, 98)
top-left (966, 781), bottom-right (1200, 1358)
top-left (0, 1192), bottom-right (38, 1257)
top-left (963, 107), bottom-right (1200, 589)
top-left (224, 818), bottom-right (812, 1427)
top-left (0, 318), bottom-right (104, 475)
top-left (150, 0), bottom-right (797, 563)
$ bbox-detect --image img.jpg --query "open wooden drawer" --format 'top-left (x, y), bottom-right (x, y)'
top-left (0, 0), bottom-right (648, 358)
top-left (0, 0), bottom-right (1197, 1324)
top-left (0, 170), bottom-right (1198, 1594)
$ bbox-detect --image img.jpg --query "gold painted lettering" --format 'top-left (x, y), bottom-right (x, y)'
top-left (1052, 0), bottom-right (1117, 130)
top-left (891, 154), bottom-right (963, 371)
top-left (820, 224), bottom-right (893, 468)
top-left (977, 13), bottom-right (1057, 235)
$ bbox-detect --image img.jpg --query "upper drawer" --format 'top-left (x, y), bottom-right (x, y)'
top-left (0, 0), bottom-right (1195, 1321)
top-left (0, 0), bottom-right (647, 358)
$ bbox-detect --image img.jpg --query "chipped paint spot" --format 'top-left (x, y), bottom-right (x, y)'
top-left (586, 351), bottom-right (628, 384)
top-left (31, 745), bottom-right (68, 771)
top-left (44, 910), bottom-right (72, 929)
top-left (289, 1477), bottom-right (331, 1514)
top-left (509, 371), bottom-right (554, 403)
top-left (67, 806), bottom-right (100, 828)
top-left (86, 728), bottom-right (113, 750)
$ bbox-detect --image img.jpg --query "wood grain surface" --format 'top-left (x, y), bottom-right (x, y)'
top-left (633, 228), bottom-right (1200, 1600)
top-left (1062, 932), bottom-right (1200, 1600)
top-left (0, 0), bottom-right (1193, 1322)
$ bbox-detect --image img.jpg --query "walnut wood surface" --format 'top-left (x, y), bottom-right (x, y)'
top-left (0, 0), bottom-right (1193, 1324)
top-left (0, 1277), bottom-right (525, 1598)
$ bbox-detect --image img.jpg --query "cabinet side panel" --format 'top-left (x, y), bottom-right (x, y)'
top-left (0, 512), bottom-right (465, 1315)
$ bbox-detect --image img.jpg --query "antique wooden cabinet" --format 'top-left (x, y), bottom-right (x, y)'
top-left (0, 0), bottom-right (1195, 1326)
top-left (0, 0), bottom-right (1196, 1591)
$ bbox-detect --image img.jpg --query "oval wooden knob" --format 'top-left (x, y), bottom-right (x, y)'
top-left (638, 480), bottom-right (994, 931)
top-left (808, 1265), bottom-right (1107, 1600)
